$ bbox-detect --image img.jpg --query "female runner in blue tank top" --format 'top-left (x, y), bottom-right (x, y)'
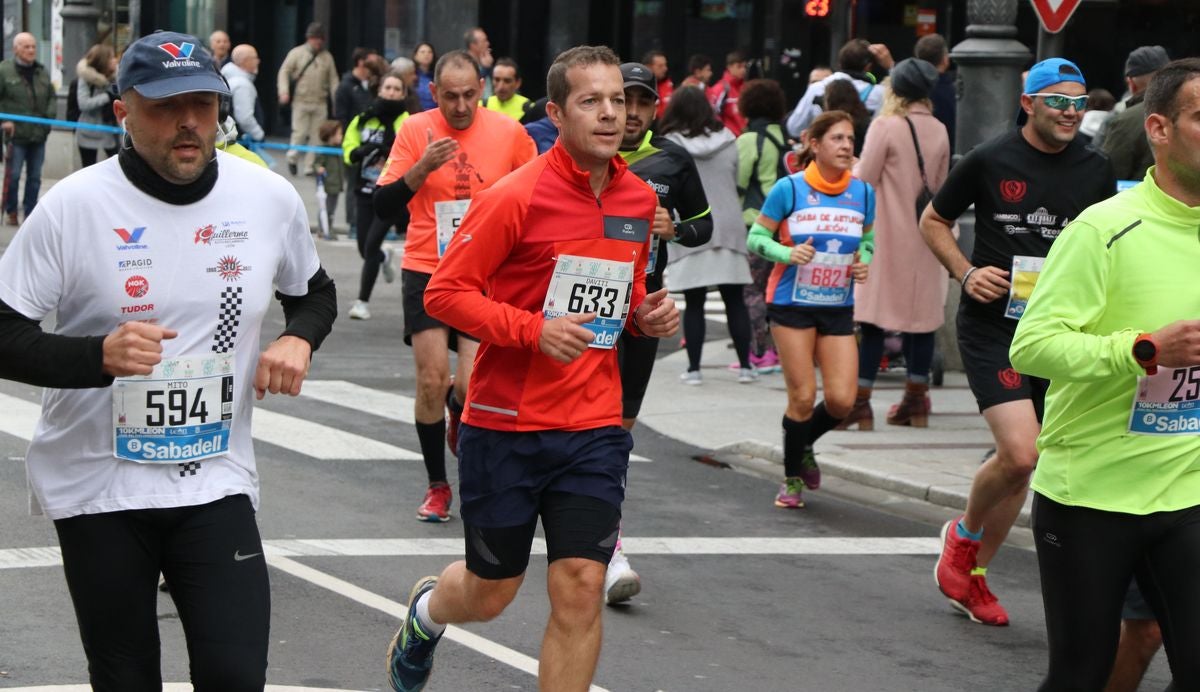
top-left (747, 110), bottom-right (875, 509)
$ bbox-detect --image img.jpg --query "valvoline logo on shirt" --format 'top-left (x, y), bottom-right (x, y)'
top-left (158, 42), bottom-right (195, 60)
top-left (114, 227), bottom-right (148, 251)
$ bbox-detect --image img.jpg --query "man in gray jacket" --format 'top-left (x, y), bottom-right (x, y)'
top-left (222, 44), bottom-right (266, 142)
top-left (276, 22), bottom-right (338, 175)
top-left (0, 32), bottom-right (55, 225)
top-left (1099, 45), bottom-right (1170, 181)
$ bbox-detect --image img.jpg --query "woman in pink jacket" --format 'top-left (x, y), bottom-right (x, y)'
top-left (844, 58), bottom-right (950, 429)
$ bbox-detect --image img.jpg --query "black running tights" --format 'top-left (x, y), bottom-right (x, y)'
top-left (682, 285), bottom-right (752, 372)
top-left (1033, 493), bottom-right (1200, 691)
top-left (54, 494), bottom-right (270, 692)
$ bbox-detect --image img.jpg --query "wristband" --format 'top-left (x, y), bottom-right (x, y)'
top-left (960, 266), bottom-right (979, 288)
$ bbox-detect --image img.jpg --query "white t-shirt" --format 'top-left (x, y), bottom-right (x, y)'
top-left (786, 72), bottom-right (884, 138)
top-left (0, 152), bottom-right (320, 520)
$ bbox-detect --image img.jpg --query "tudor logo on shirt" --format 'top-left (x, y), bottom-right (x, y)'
top-left (207, 255), bottom-right (251, 281)
top-left (999, 180), bottom-right (1027, 204)
top-left (114, 227), bottom-right (148, 251)
top-left (124, 275), bottom-right (150, 298)
top-left (121, 303), bottom-right (155, 315)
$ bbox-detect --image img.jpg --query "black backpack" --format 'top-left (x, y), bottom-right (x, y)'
top-left (66, 78), bottom-right (81, 122)
top-left (740, 121), bottom-right (790, 215)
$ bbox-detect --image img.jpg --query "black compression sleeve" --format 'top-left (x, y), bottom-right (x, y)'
top-left (674, 213), bottom-right (713, 247)
top-left (276, 267), bottom-right (337, 352)
top-left (0, 299), bottom-right (113, 389)
top-left (372, 175), bottom-right (417, 222)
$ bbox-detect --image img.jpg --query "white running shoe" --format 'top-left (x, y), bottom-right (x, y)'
top-left (381, 248), bottom-right (397, 283)
top-left (737, 367), bottom-right (759, 384)
top-left (679, 370), bottom-right (703, 386)
top-left (605, 548), bottom-right (641, 605)
top-left (348, 300), bottom-right (371, 320)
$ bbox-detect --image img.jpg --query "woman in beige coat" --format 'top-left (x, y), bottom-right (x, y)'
top-left (843, 58), bottom-right (950, 429)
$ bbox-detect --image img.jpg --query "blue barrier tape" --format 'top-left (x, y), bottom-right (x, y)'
top-left (0, 111), bottom-right (343, 155)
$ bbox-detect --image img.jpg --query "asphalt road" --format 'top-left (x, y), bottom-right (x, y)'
top-left (0, 225), bottom-right (1173, 691)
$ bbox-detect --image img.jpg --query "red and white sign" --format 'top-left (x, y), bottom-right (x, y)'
top-left (1029, 0), bottom-right (1082, 34)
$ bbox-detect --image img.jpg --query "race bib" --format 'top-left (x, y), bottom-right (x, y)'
top-left (435, 199), bottom-right (471, 258)
top-left (1005, 255), bottom-right (1044, 320)
top-left (1129, 366), bottom-right (1200, 435)
top-left (542, 254), bottom-right (634, 350)
top-left (113, 354), bottom-right (235, 463)
top-left (792, 251), bottom-right (853, 306)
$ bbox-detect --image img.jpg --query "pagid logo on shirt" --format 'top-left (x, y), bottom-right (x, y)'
top-left (208, 255), bottom-right (251, 281)
top-left (999, 179), bottom-right (1027, 204)
top-left (114, 227), bottom-right (148, 250)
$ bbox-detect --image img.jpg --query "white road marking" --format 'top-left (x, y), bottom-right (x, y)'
top-left (0, 392), bottom-right (421, 461)
top-left (252, 408), bottom-right (421, 460)
top-left (300, 380), bottom-right (416, 424)
top-left (6, 686), bottom-right (362, 691)
top-left (266, 555), bottom-right (611, 692)
top-left (0, 536), bottom-right (939, 569)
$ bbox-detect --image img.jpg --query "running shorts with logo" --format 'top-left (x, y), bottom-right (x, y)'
top-left (958, 300), bottom-right (1049, 418)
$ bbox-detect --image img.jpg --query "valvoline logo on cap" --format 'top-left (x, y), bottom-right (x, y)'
top-left (158, 42), bottom-right (195, 59)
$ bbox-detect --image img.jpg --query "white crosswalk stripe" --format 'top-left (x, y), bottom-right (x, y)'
top-left (0, 384), bottom-right (651, 462)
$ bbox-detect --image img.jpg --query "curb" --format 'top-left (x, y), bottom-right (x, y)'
top-left (713, 439), bottom-right (1032, 528)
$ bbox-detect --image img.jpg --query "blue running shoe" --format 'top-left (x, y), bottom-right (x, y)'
top-left (387, 576), bottom-right (442, 691)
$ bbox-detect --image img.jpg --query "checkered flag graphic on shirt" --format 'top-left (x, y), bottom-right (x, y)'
top-left (212, 286), bottom-right (244, 353)
top-left (178, 460), bottom-right (202, 477)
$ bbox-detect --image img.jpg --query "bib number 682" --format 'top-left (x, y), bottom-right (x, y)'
top-left (568, 283), bottom-right (620, 318)
top-left (145, 388), bottom-right (210, 426)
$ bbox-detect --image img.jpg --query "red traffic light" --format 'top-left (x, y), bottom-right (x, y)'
top-left (805, 0), bottom-right (830, 17)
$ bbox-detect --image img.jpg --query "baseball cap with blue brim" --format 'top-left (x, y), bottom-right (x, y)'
top-left (1016, 57), bottom-right (1086, 126)
top-left (117, 31), bottom-right (230, 99)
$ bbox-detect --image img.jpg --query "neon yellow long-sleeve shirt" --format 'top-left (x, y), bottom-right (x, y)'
top-left (1010, 169), bottom-right (1200, 514)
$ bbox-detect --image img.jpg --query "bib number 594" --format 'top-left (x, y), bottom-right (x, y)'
top-left (145, 388), bottom-right (210, 426)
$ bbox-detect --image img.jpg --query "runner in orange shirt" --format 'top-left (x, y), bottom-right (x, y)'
top-left (374, 50), bottom-right (536, 523)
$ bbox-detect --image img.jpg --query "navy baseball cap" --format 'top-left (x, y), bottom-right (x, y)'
top-left (620, 62), bottom-right (658, 100)
top-left (117, 31), bottom-right (230, 99)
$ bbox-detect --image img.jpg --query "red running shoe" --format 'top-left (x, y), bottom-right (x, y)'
top-left (951, 573), bottom-right (1010, 626)
top-left (417, 483), bottom-right (452, 523)
top-left (934, 517), bottom-right (980, 602)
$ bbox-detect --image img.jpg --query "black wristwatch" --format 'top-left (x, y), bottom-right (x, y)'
top-left (1133, 333), bottom-right (1158, 376)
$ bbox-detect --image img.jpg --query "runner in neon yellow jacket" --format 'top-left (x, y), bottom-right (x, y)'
top-left (1010, 166), bottom-right (1200, 515)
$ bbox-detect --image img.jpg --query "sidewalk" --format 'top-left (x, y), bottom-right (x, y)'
top-left (637, 335), bottom-right (1031, 526)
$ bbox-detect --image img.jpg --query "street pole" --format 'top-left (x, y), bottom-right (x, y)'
top-left (60, 0), bottom-right (101, 91)
top-left (1035, 27), bottom-right (1065, 61)
top-left (949, 0), bottom-right (1031, 156)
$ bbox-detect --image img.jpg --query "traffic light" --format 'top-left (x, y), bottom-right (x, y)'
top-left (804, 0), bottom-right (831, 18)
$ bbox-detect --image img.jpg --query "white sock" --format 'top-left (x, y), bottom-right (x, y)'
top-left (414, 591), bottom-right (446, 637)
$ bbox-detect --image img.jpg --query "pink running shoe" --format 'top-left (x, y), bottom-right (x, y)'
top-left (774, 478), bottom-right (805, 509)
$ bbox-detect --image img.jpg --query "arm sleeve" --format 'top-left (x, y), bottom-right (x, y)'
top-left (333, 83), bottom-right (350, 124)
top-left (423, 186), bottom-right (546, 350)
top-left (276, 50), bottom-right (293, 96)
top-left (1010, 221), bottom-right (1142, 382)
top-left (376, 119), bottom-right (419, 187)
top-left (0, 299), bottom-right (113, 388)
top-left (512, 128), bottom-right (538, 169)
top-left (276, 267), bottom-right (337, 352)
top-left (326, 59), bottom-right (340, 102)
top-left (930, 149), bottom-right (981, 221)
top-left (747, 222), bottom-right (791, 264)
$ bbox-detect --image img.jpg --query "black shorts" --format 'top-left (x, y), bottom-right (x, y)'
top-left (617, 329), bottom-right (659, 419)
top-left (457, 423), bottom-right (630, 579)
top-left (957, 304), bottom-right (1049, 419)
top-left (767, 305), bottom-right (855, 336)
top-left (402, 269), bottom-right (478, 349)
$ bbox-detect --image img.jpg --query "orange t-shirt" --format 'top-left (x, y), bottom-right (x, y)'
top-left (377, 107), bottom-right (537, 274)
